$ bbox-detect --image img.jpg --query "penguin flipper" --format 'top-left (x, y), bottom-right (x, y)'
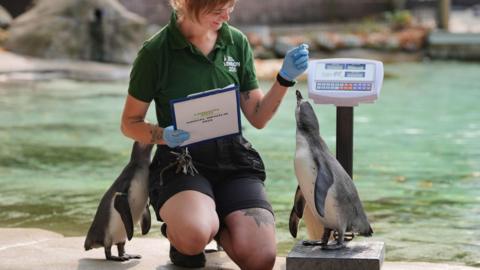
top-left (293, 186), bottom-right (306, 218)
top-left (140, 205), bottom-right (151, 235)
top-left (288, 208), bottom-right (300, 238)
top-left (84, 223), bottom-right (104, 250)
top-left (114, 193), bottom-right (134, 241)
top-left (314, 160), bottom-right (334, 217)
top-left (289, 186), bottom-right (306, 238)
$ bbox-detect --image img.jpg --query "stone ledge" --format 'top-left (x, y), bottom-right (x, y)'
top-left (0, 51), bottom-right (131, 82)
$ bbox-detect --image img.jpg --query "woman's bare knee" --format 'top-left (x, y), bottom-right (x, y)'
top-left (167, 221), bottom-right (217, 255)
top-left (160, 191), bottom-right (219, 255)
top-left (235, 248), bottom-right (276, 270)
top-left (232, 232), bottom-right (276, 270)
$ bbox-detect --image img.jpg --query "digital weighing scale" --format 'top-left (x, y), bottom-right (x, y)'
top-left (308, 58), bottom-right (383, 107)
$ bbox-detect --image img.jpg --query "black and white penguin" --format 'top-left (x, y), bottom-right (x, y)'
top-left (84, 142), bottom-right (153, 261)
top-left (289, 90), bottom-right (373, 249)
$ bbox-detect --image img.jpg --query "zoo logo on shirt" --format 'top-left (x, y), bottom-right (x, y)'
top-left (224, 56), bottom-right (240, 72)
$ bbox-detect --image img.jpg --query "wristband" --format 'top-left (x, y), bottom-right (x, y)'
top-left (276, 73), bottom-right (296, 87)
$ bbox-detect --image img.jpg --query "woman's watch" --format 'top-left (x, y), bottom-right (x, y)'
top-left (276, 73), bottom-right (296, 87)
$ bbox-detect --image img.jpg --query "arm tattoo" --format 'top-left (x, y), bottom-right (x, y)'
top-left (254, 101), bottom-right (260, 114)
top-left (241, 91), bottom-right (251, 101)
top-left (149, 124), bottom-right (163, 144)
top-left (242, 208), bottom-right (274, 227)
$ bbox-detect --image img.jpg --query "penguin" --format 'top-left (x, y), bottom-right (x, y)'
top-left (84, 141), bottom-right (153, 261)
top-left (289, 90), bottom-right (373, 250)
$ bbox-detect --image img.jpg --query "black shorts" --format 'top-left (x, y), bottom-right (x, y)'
top-left (148, 135), bottom-right (273, 222)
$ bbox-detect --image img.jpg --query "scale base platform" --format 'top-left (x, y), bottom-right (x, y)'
top-left (286, 241), bottom-right (385, 270)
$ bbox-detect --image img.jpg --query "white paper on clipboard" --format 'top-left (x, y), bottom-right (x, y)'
top-left (170, 85), bottom-right (241, 146)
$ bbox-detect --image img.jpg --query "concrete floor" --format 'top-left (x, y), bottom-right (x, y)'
top-left (0, 228), bottom-right (478, 270)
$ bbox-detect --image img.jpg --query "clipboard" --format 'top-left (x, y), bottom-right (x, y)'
top-left (169, 85), bottom-right (241, 147)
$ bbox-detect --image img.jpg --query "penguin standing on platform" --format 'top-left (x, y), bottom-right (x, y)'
top-left (289, 90), bottom-right (373, 249)
top-left (84, 142), bottom-right (153, 261)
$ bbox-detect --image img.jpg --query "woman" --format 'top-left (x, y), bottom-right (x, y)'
top-left (120, 0), bottom-right (309, 269)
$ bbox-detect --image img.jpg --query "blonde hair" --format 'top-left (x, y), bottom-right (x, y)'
top-left (170, 0), bottom-right (236, 22)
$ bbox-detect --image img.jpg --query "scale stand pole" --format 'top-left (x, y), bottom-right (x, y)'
top-left (336, 106), bottom-right (353, 178)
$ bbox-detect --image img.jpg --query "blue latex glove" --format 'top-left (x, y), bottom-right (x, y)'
top-left (162, 125), bottom-right (190, 148)
top-left (279, 44), bottom-right (309, 82)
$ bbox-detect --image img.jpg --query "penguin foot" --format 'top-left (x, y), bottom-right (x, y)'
top-left (106, 247), bottom-right (130, 261)
top-left (122, 253), bottom-right (141, 260)
top-left (321, 242), bottom-right (346, 250)
top-left (106, 255), bottom-right (130, 261)
top-left (115, 242), bottom-right (141, 261)
top-left (334, 231), bottom-right (355, 242)
top-left (301, 240), bottom-right (326, 246)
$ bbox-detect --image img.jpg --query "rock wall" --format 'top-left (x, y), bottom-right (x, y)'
top-left (5, 0), bottom-right (146, 64)
top-left (1, 0), bottom-right (479, 24)
top-left (117, 0), bottom-right (480, 26)
top-left (119, 0), bottom-right (393, 26)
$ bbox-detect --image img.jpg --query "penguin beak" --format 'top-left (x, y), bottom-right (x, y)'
top-left (296, 90), bottom-right (303, 105)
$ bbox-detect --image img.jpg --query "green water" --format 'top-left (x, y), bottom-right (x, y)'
top-left (0, 62), bottom-right (479, 266)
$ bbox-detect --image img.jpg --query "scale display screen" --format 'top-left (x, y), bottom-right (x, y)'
top-left (314, 62), bottom-right (376, 91)
top-left (307, 58), bottom-right (384, 106)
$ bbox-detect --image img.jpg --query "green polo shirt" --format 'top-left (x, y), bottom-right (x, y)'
top-left (128, 12), bottom-right (259, 127)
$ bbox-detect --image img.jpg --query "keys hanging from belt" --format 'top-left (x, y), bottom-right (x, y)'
top-left (171, 147), bottom-right (198, 176)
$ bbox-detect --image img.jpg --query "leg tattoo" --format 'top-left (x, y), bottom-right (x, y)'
top-left (241, 208), bottom-right (274, 227)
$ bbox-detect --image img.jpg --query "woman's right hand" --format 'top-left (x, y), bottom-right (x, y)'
top-left (279, 44), bottom-right (309, 82)
top-left (163, 126), bottom-right (190, 148)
